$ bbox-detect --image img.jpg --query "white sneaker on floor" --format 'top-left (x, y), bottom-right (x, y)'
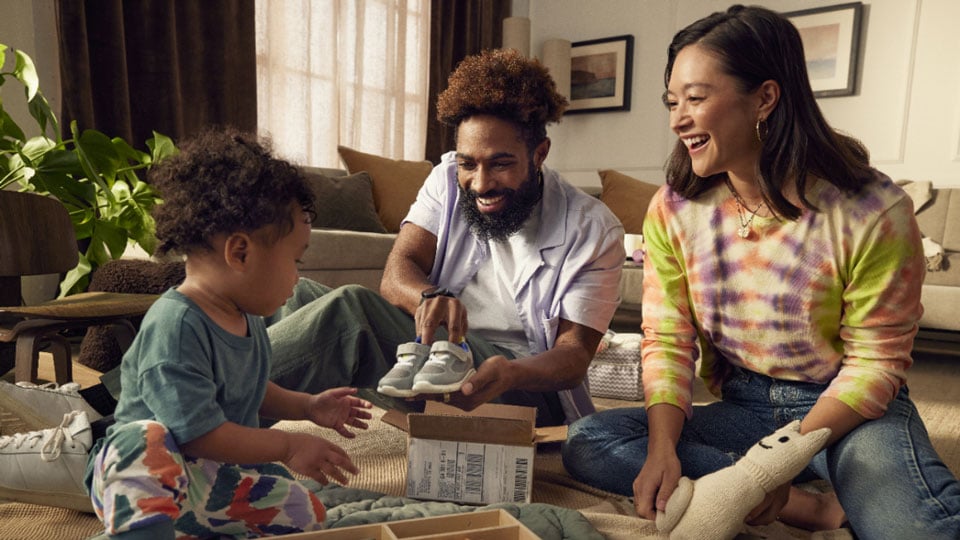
top-left (0, 410), bottom-right (94, 513)
top-left (0, 380), bottom-right (103, 431)
top-left (411, 341), bottom-right (476, 394)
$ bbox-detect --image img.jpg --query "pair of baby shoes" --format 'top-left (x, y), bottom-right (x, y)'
top-left (377, 339), bottom-right (475, 397)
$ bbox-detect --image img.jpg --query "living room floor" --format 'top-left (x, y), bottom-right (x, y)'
top-left (2, 340), bottom-right (959, 539)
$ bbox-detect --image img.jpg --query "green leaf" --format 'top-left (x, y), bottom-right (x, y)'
top-left (0, 109), bottom-right (26, 142)
top-left (13, 49), bottom-right (40, 101)
top-left (20, 135), bottom-right (56, 162)
top-left (27, 90), bottom-right (59, 139)
top-left (59, 252), bottom-right (91, 297)
top-left (0, 44), bottom-right (8, 71)
top-left (86, 219), bottom-right (128, 264)
top-left (70, 121), bottom-right (116, 204)
top-left (70, 207), bottom-right (96, 241)
top-left (147, 131), bottom-right (179, 163)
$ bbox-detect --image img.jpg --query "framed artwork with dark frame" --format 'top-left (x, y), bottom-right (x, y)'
top-left (566, 34), bottom-right (634, 114)
top-left (784, 2), bottom-right (864, 98)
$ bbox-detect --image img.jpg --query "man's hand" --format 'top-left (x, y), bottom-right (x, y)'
top-left (455, 355), bottom-right (512, 408)
top-left (306, 387), bottom-right (373, 438)
top-left (283, 432), bottom-right (359, 485)
top-left (416, 295), bottom-right (468, 344)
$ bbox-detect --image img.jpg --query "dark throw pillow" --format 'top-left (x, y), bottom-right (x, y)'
top-left (305, 170), bottom-right (388, 234)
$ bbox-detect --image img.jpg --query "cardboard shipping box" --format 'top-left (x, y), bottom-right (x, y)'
top-left (382, 402), bottom-right (566, 506)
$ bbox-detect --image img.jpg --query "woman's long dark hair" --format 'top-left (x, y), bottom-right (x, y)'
top-left (663, 4), bottom-right (872, 218)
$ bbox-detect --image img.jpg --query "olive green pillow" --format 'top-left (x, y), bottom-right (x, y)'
top-left (304, 170), bottom-right (387, 234)
top-left (598, 169), bottom-right (661, 234)
top-left (337, 145), bottom-right (433, 233)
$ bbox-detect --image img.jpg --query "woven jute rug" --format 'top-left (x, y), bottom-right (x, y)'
top-left (3, 348), bottom-right (959, 539)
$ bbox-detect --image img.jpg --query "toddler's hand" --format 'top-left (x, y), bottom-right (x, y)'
top-left (284, 432), bottom-right (359, 485)
top-left (307, 387), bottom-right (373, 438)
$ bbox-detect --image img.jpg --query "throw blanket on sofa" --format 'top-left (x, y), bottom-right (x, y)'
top-left (897, 179), bottom-right (945, 271)
top-left (309, 482), bottom-right (604, 539)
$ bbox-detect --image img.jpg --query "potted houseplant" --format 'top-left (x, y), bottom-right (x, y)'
top-left (0, 43), bottom-right (178, 296)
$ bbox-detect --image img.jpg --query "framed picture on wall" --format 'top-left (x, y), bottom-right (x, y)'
top-left (784, 2), bottom-right (864, 98)
top-left (566, 35), bottom-right (633, 114)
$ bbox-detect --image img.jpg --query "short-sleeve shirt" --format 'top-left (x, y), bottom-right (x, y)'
top-left (402, 151), bottom-right (625, 421)
top-left (108, 289), bottom-right (271, 445)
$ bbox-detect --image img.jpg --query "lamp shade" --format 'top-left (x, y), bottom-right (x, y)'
top-left (502, 17), bottom-right (531, 57)
top-left (541, 38), bottom-right (571, 99)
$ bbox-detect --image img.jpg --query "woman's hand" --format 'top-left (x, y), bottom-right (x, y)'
top-left (745, 480), bottom-right (791, 525)
top-left (306, 387), bottom-right (373, 438)
top-left (633, 447), bottom-right (682, 519)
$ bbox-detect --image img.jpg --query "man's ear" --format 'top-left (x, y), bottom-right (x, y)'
top-left (224, 233), bottom-right (251, 270)
top-left (534, 138), bottom-right (551, 169)
top-left (757, 80), bottom-right (780, 119)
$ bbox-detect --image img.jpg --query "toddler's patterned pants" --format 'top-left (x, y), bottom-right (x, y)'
top-left (88, 420), bottom-right (326, 538)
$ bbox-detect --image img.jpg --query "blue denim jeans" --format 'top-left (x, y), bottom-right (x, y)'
top-left (562, 367), bottom-right (960, 540)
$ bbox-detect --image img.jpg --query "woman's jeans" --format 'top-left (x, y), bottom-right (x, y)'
top-left (562, 367), bottom-right (960, 540)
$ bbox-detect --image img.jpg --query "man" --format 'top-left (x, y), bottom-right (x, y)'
top-left (0, 51), bottom-right (625, 511)
top-left (266, 48), bottom-right (624, 426)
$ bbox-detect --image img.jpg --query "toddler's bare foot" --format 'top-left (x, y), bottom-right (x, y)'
top-left (778, 487), bottom-right (847, 531)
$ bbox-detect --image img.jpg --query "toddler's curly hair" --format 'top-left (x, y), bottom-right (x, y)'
top-left (150, 127), bottom-right (316, 256)
top-left (436, 48), bottom-right (568, 150)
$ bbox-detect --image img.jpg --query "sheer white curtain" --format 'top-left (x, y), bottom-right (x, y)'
top-left (255, 0), bottom-right (430, 167)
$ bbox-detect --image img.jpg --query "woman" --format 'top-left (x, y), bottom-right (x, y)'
top-left (562, 5), bottom-right (960, 539)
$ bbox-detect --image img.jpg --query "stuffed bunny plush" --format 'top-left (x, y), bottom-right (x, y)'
top-left (655, 420), bottom-right (832, 540)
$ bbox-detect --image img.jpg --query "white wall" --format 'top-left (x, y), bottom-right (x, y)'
top-left (520, 0), bottom-right (960, 189)
top-left (1, 0), bottom-right (63, 303)
top-left (0, 0), bottom-right (60, 139)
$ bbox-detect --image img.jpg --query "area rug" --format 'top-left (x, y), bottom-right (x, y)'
top-left (5, 349), bottom-right (959, 539)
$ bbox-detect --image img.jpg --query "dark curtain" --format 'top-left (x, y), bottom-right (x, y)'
top-left (425, 0), bottom-right (510, 164)
top-left (56, 0), bottom-right (256, 147)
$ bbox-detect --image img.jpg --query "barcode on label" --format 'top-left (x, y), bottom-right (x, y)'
top-left (513, 457), bottom-right (529, 502)
top-left (465, 452), bottom-right (484, 496)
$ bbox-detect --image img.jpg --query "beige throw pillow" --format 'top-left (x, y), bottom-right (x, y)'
top-left (337, 145), bottom-right (433, 233)
top-left (598, 169), bottom-right (661, 234)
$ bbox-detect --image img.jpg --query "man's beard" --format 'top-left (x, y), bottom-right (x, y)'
top-left (457, 162), bottom-right (542, 242)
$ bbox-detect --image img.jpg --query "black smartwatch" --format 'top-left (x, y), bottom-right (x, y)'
top-left (420, 286), bottom-right (455, 304)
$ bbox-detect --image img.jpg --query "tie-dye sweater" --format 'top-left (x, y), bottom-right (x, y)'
top-left (640, 171), bottom-right (924, 420)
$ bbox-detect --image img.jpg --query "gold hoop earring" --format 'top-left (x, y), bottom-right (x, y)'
top-left (756, 118), bottom-right (768, 144)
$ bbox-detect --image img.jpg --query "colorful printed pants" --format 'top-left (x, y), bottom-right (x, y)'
top-left (88, 420), bottom-right (326, 539)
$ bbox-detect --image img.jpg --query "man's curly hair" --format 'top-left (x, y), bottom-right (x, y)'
top-left (150, 127), bottom-right (316, 256)
top-left (436, 48), bottom-right (568, 150)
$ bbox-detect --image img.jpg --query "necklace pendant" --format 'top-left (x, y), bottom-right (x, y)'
top-left (738, 226), bottom-right (750, 238)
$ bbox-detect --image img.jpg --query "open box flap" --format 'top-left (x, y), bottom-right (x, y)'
top-left (381, 402), bottom-right (567, 444)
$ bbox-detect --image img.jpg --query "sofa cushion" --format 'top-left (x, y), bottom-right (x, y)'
top-left (915, 188), bottom-right (960, 253)
top-left (338, 145), bottom-right (433, 233)
top-left (598, 170), bottom-right (660, 234)
top-left (304, 170), bottom-right (387, 234)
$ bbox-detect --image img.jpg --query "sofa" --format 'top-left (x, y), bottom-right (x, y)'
top-left (298, 150), bottom-right (655, 323)
top-left (303, 149), bottom-right (960, 350)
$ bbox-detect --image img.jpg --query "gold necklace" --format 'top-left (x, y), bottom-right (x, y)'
top-left (726, 181), bottom-right (765, 239)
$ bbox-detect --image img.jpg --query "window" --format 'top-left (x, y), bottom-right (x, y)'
top-left (256, 0), bottom-right (430, 167)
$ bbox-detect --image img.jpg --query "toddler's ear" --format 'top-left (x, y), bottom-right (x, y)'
top-left (225, 233), bottom-right (251, 268)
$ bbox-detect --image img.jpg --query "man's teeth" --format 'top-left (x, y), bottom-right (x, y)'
top-left (684, 135), bottom-right (708, 149)
top-left (478, 195), bottom-right (505, 205)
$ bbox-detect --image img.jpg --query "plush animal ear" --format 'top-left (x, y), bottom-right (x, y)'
top-left (656, 476), bottom-right (695, 533)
